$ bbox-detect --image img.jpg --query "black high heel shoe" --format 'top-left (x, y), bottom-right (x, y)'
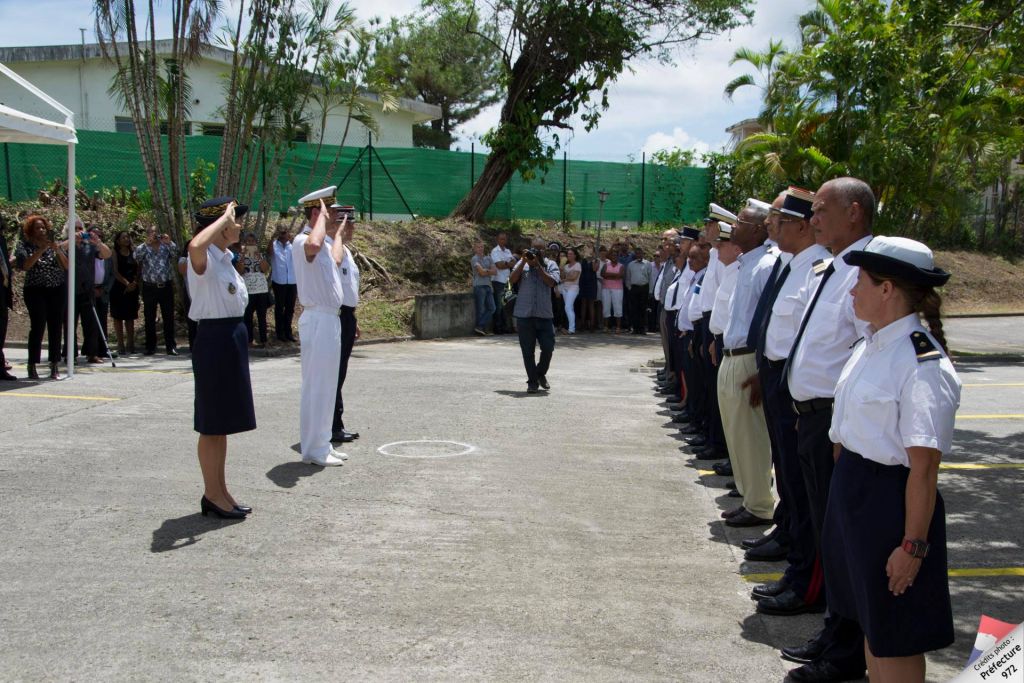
top-left (200, 496), bottom-right (247, 519)
top-left (233, 504), bottom-right (252, 514)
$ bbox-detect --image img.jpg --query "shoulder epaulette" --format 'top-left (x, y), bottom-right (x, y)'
top-left (910, 331), bottom-right (941, 362)
top-left (812, 258), bottom-right (833, 275)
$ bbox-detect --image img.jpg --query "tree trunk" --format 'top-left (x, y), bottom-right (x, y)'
top-left (451, 151), bottom-right (516, 222)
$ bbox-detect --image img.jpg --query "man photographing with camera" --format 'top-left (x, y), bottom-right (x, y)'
top-left (509, 237), bottom-right (561, 394)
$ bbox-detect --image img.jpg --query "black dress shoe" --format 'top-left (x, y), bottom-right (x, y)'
top-left (0, 371), bottom-right (16, 381)
top-left (694, 448), bottom-right (726, 461)
top-left (741, 532), bottom-right (776, 549)
top-left (331, 430), bottom-right (359, 443)
top-left (780, 639), bottom-right (825, 665)
top-left (684, 436), bottom-right (707, 448)
top-left (728, 488), bottom-right (742, 498)
top-left (668, 403), bottom-right (687, 412)
top-left (167, 348), bottom-right (179, 356)
top-left (200, 496), bottom-right (246, 519)
top-left (787, 659), bottom-right (865, 682)
top-left (751, 579), bottom-right (788, 600)
top-left (721, 506), bottom-right (745, 519)
top-left (527, 383), bottom-right (539, 394)
top-left (713, 462), bottom-right (734, 476)
top-left (233, 504), bottom-right (252, 514)
top-left (679, 423), bottom-right (701, 435)
top-left (725, 480), bottom-right (737, 490)
top-left (725, 509), bottom-right (773, 527)
top-left (756, 588), bottom-right (825, 616)
top-left (671, 412), bottom-right (692, 423)
top-left (744, 538), bottom-right (790, 561)
top-left (664, 395), bottom-right (683, 404)
top-left (538, 376), bottom-right (550, 390)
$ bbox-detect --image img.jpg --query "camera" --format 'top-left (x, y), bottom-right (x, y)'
top-left (336, 205), bottom-right (356, 222)
top-left (525, 247), bottom-right (544, 262)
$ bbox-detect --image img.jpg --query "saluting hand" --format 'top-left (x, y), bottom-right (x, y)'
top-left (886, 546), bottom-right (921, 596)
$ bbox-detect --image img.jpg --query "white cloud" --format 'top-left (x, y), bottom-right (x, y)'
top-left (641, 128), bottom-right (711, 157)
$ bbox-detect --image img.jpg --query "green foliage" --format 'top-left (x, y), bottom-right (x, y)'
top-left (649, 148), bottom-right (697, 169)
top-left (188, 158), bottom-right (215, 208)
top-left (724, 0), bottom-right (1024, 250)
top-left (373, 2), bottom-right (502, 150)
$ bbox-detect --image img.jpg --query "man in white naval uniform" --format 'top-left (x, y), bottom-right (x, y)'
top-left (330, 202), bottom-right (361, 444)
top-left (293, 187), bottom-right (347, 467)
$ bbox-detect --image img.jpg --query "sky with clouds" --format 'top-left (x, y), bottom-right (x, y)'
top-left (0, 0), bottom-right (815, 161)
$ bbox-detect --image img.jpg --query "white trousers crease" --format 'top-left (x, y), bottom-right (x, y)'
top-left (299, 309), bottom-right (341, 460)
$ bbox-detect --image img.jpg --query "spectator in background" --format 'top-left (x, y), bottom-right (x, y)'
top-left (15, 214), bottom-right (68, 380)
top-left (601, 249), bottom-right (625, 333)
top-left (593, 245), bottom-right (608, 331)
top-left (268, 225), bottom-right (297, 343)
top-left (625, 246), bottom-right (650, 334)
top-left (471, 240), bottom-right (496, 335)
top-left (648, 248), bottom-right (664, 332)
top-left (240, 232), bottom-right (271, 347)
top-left (577, 246), bottom-right (598, 333)
top-left (135, 225), bottom-right (179, 356)
top-left (73, 223), bottom-right (114, 363)
top-left (110, 230), bottom-right (140, 354)
top-left (560, 247), bottom-right (582, 334)
top-left (0, 217), bottom-right (14, 380)
top-left (490, 232), bottom-right (515, 334)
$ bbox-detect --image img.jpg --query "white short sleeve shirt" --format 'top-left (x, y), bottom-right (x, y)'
top-left (293, 229), bottom-right (345, 309)
top-left (187, 245), bottom-right (248, 320)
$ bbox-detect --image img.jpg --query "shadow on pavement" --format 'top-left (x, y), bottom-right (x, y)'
top-left (493, 389), bottom-right (545, 399)
top-left (150, 512), bottom-right (244, 552)
top-left (265, 460), bottom-right (328, 488)
top-left (0, 378), bottom-right (46, 391)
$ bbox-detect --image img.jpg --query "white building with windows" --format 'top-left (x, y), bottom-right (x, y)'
top-left (0, 41), bottom-right (440, 148)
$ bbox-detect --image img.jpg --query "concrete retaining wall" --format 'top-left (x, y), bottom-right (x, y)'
top-left (413, 292), bottom-right (476, 339)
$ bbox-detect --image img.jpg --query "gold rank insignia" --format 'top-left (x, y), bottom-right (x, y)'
top-left (812, 258), bottom-right (833, 275)
top-left (910, 331), bottom-right (941, 362)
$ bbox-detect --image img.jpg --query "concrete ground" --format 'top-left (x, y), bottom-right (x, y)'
top-left (0, 322), bottom-right (1021, 681)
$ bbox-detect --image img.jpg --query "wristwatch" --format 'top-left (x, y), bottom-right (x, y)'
top-left (902, 537), bottom-right (930, 559)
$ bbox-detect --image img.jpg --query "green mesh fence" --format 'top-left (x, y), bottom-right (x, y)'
top-left (0, 130), bottom-right (710, 224)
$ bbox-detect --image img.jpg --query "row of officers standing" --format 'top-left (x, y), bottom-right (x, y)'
top-left (651, 178), bottom-right (960, 683)
top-left (183, 185), bottom-right (362, 524)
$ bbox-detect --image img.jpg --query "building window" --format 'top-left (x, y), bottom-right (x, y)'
top-left (202, 123), bottom-right (225, 137)
top-left (115, 116), bottom-right (136, 134)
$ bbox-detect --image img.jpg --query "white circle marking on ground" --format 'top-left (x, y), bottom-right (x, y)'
top-left (376, 440), bottom-right (478, 459)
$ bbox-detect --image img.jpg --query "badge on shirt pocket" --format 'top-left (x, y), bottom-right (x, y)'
top-left (228, 282), bottom-right (237, 295)
top-left (342, 267), bottom-right (348, 275)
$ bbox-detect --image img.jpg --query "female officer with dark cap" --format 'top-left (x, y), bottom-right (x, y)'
top-left (822, 236), bottom-right (960, 683)
top-left (187, 197), bottom-right (255, 520)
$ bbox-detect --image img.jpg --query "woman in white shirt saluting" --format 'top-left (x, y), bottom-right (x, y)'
top-left (187, 198), bottom-right (256, 520)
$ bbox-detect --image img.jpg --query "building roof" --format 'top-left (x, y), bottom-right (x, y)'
top-left (0, 41), bottom-right (441, 122)
top-left (724, 118), bottom-right (763, 134)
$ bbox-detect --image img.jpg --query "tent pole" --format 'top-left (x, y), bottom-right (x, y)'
top-left (66, 142), bottom-right (76, 379)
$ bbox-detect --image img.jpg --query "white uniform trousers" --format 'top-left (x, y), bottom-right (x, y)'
top-left (717, 353), bottom-right (775, 519)
top-left (299, 308), bottom-right (342, 460)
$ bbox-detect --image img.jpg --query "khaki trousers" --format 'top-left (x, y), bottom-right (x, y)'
top-left (717, 353), bottom-right (775, 519)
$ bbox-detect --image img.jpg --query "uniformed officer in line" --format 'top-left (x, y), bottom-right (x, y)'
top-left (657, 227), bottom-right (698, 403)
top-left (186, 197), bottom-right (254, 520)
top-left (824, 236), bottom-right (958, 683)
top-left (705, 220), bottom-right (742, 478)
top-left (750, 187), bottom-right (831, 613)
top-left (716, 199), bottom-right (776, 529)
top-left (653, 228), bottom-right (680, 389)
top-left (675, 240), bottom-right (709, 438)
top-left (660, 244), bottom-right (689, 404)
top-left (293, 186), bottom-right (348, 467)
top-left (329, 202), bottom-right (361, 445)
top-left (781, 177), bottom-right (875, 683)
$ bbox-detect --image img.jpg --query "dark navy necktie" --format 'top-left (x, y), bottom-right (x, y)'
top-left (746, 256), bottom-right (783, 351)
top-left (753, 263), bottom-right (791, 366)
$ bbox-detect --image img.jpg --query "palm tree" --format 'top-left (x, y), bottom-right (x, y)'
top-left (723, 39), bottom-right (790, 125)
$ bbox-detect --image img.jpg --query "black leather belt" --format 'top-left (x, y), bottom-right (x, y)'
top-left (764, 357), bottom-right (787, 369)
top-left (793, 398), bottom-right (834, 415)
top-left (723, 347), bottom-right (753, 357)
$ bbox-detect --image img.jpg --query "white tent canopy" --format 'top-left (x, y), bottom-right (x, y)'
top-left (0, 62), bottom-right (79, 377)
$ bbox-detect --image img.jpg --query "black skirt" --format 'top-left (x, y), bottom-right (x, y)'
top-left (191, 318), bottom-right (256, 435)
top-left (822, 448), bottom-right (953, 657)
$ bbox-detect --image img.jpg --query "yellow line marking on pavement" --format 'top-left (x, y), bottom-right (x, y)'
top-left (957, 414), bottom-right (1024, 420)
top-left (742, 568), bottom-right (1024, 583)
top-left (941, 463), bottom-right (1024, 470)
top-left (0, 392), bottom-right (119, 401)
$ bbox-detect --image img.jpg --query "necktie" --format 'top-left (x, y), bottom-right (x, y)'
top-left (753, 263), bottom-right (791, 366)
top-left (746, 257), bottom-right (783, 351)
top-left (783, 262), bottom-right (836, 380)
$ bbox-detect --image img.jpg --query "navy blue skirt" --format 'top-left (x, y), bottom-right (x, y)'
top-left (191, 318), bottom-right (256, 436)
top-left (822, 448), bottom-right (953, 657)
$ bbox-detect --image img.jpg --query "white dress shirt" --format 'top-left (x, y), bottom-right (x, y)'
top-left (662, 269), bottom-right (687, 312)
top-left (339, 246), bottom-right (360, 307)
top-left (270, 239), bottom-right (296, 285)
top-left (700, 248), bottom-right (722, 313)
top-left (686, 268), bottom-right (706, 324)
top-left (829, 314), bottom-right (961, 467)
top-left (676, 268), bottom-right (704, 332)
top-left (709, 261), bottom-right (739, 335)
top-left (723, 244), bottom-right (775, 349)
top-left (293, 228), bottom-right (344, 310)
top-left (763, 244), bottom-right (831, 361)
top-left (788, 235), bottom-right (873, 400)
top-left (490, 245), bottom-right (514, 284)
top-left (187, 245), bottom-right (248, 320)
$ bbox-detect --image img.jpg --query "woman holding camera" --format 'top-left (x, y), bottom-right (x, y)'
top-left (15, 214), bottom-right (68, 380)
top-left (187, 198), bottom-right (255, 520)
top-left (239, 232), bottom-right (271, 347)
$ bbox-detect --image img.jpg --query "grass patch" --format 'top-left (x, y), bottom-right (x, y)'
top-left (359, 297), bottom-right (414, 339)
